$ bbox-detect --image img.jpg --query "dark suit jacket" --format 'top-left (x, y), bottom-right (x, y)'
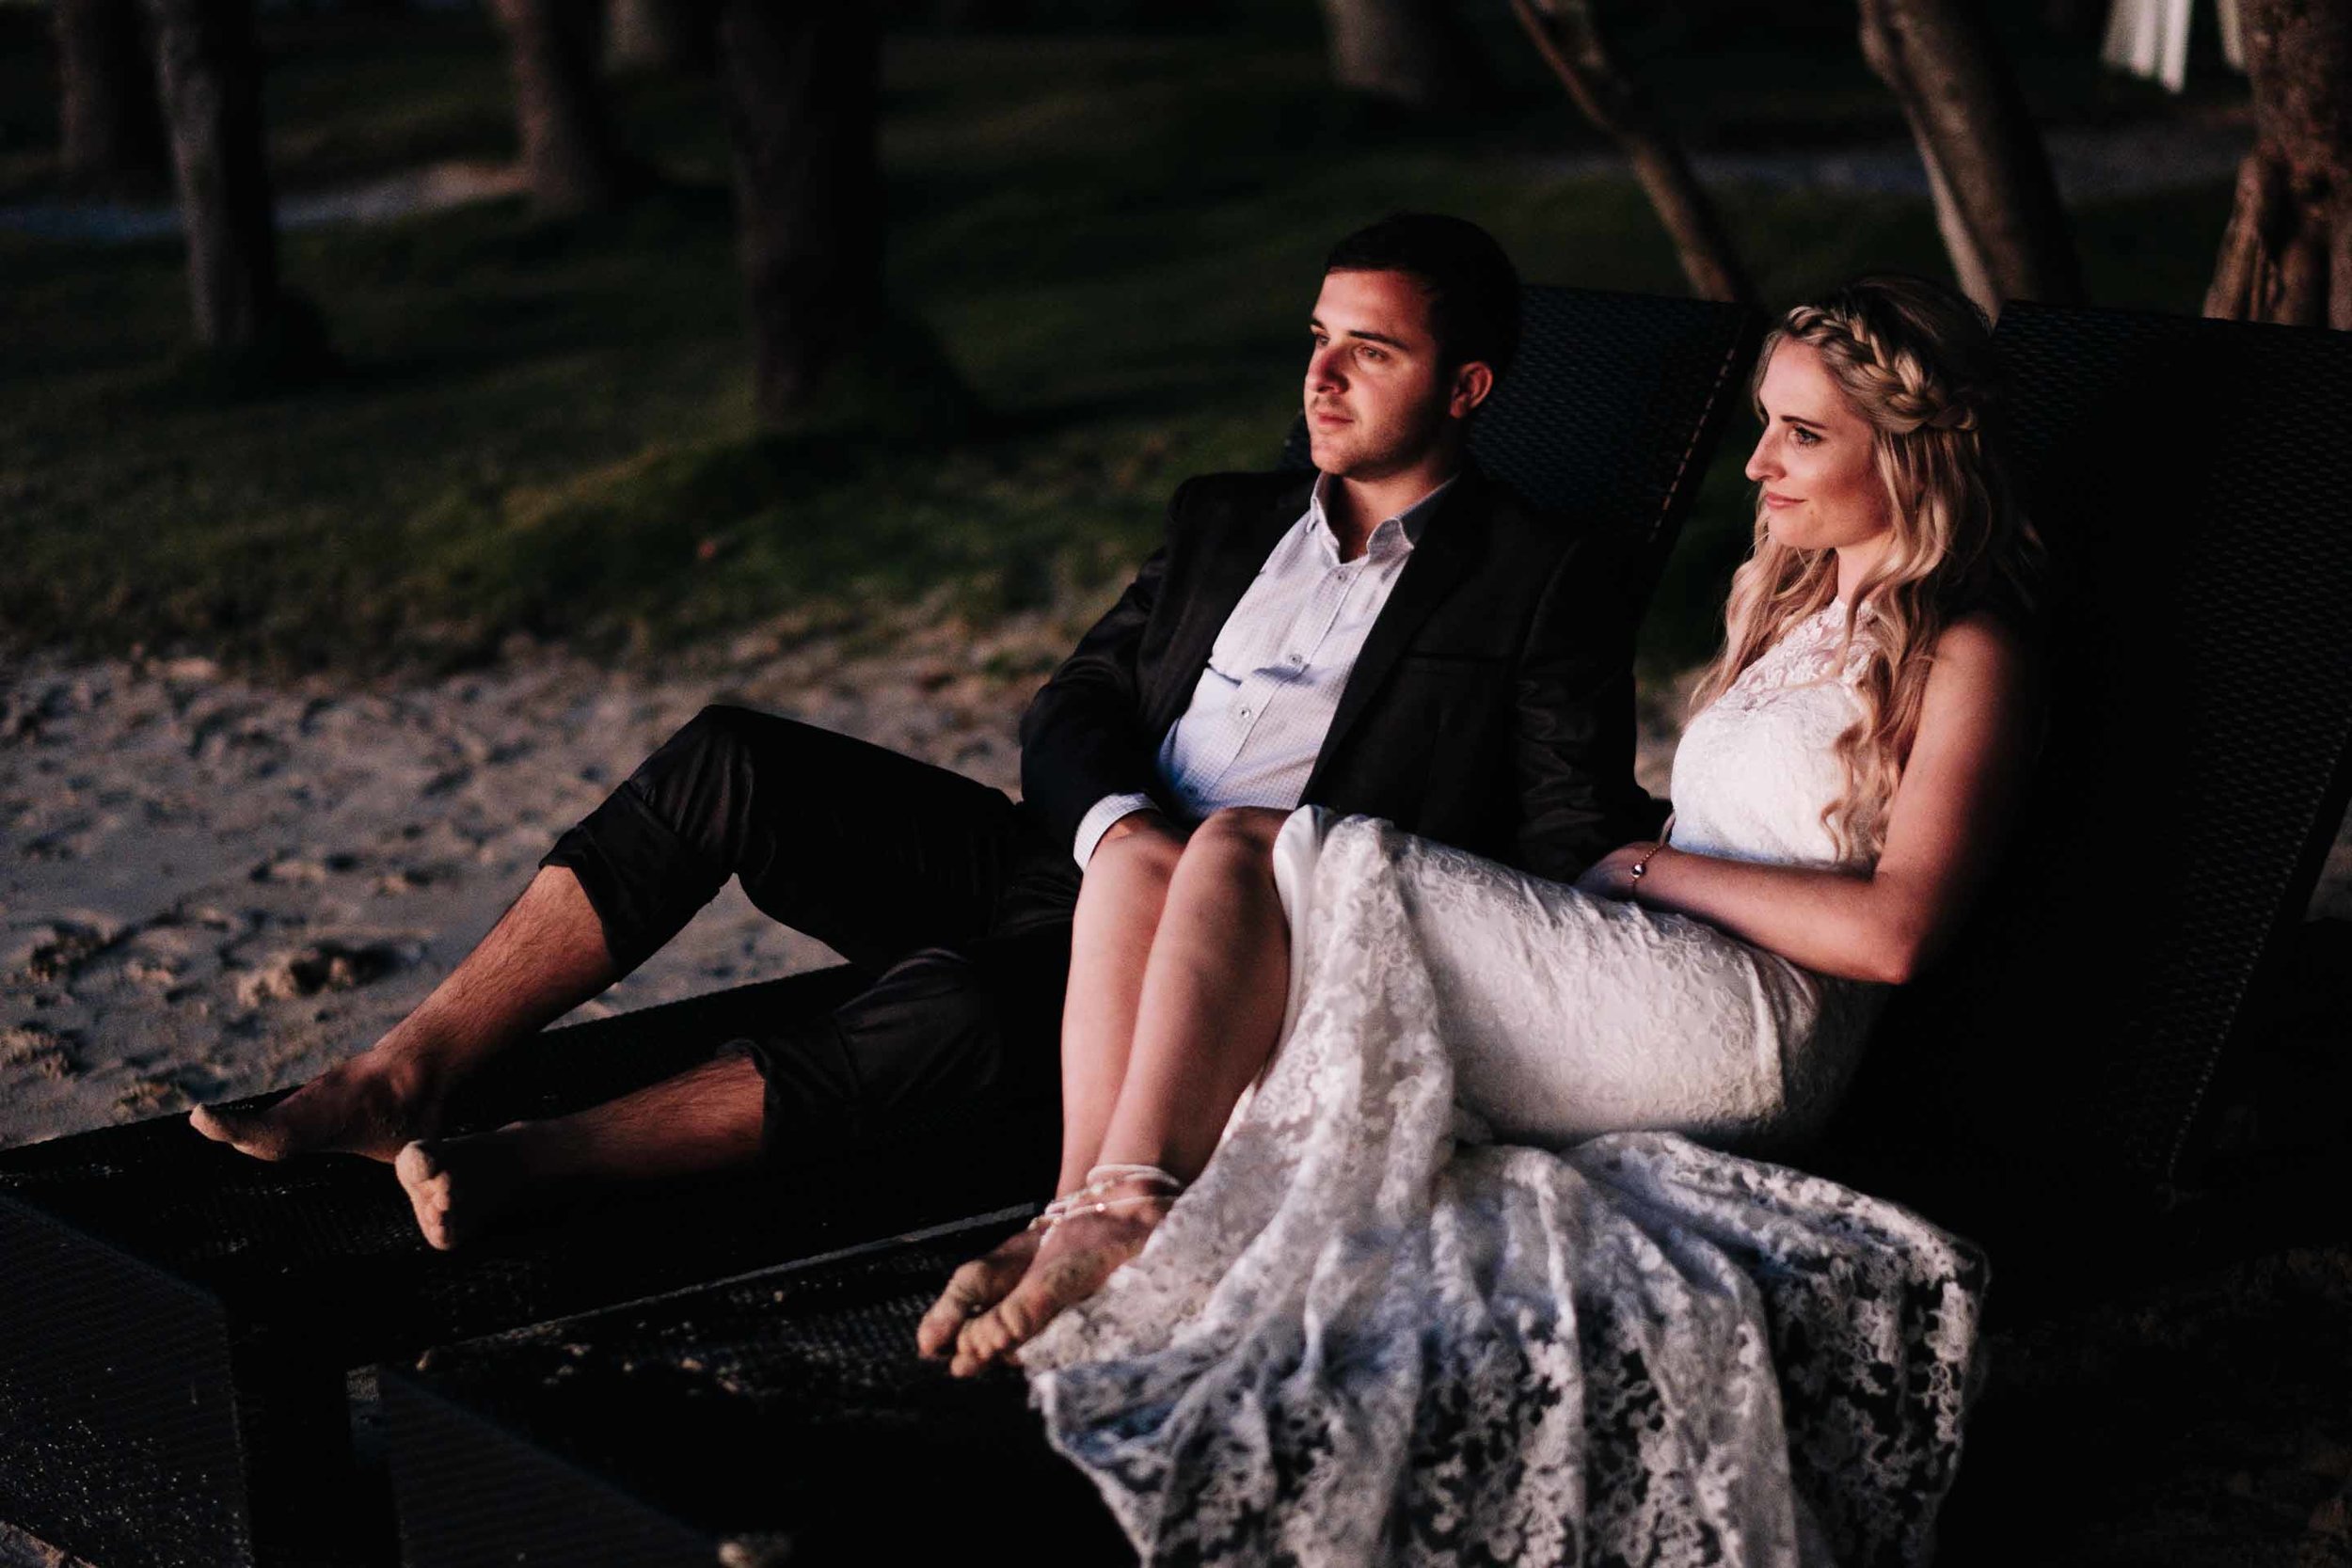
top-left (1020, 465), bottom-right (1658, 884)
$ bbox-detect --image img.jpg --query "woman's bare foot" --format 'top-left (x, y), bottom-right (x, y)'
top-left (949, 1192), bottom-right (1170, 1378)
top-left (393, 1126), bottom-right (549, 1251)
top-left (915, 1226), bottom-right (1044, 1359)
top-left (190, 1046), bottom-right (447, 1164)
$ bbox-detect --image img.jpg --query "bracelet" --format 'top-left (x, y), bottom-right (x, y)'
top-left (1627, 817), bottom-right (1676, 895)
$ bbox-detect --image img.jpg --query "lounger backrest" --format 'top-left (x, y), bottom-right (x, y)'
top-left (1280, 284), bottom-right (1761, 584)
top-left (1824, 302), bottom-right (2352, 1249)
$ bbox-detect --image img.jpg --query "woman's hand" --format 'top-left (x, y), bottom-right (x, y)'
top-left (1571, 843), bottom-right (1653, 901)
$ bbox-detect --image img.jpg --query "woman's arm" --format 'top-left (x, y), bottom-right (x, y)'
top-left (1581, 615), bottom-right (2040, 984)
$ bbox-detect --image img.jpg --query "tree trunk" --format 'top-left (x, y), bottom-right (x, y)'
top-left (493, 0), bottom-right (629, 217)
top-left (1508, 0), bottom-right (1755, 305)
top-left (56, 0), bottom-right (167, 193)
top-left (2205, 0), bottom-right (2352, 329)
top-left (1856, 0), bottom-right (2085, 312)
top-left (605, 0), bottom-right (714, 75)
top-left (718, 0), bottom-right (885, 427)
top-left (143, 0), bottom-right (282, 352)
top-left (1317, 0), bottom-right (1486, 108)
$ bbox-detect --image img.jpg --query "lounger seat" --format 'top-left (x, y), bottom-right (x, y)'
top-left (0, 286), bottom-right (1764, 1568)
top-left (1814, 300), bottom-right (2352, 1301)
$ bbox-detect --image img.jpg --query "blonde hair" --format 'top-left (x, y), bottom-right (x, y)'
top-left (1690, 275), bottom-right (2042, 862)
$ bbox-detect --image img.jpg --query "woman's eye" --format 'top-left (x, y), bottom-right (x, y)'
top-left (1789, 426), bottom-right (1820, 447)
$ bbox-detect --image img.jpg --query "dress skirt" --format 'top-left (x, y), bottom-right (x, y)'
top-left (1025, 811), bottom-right (1986, 1568)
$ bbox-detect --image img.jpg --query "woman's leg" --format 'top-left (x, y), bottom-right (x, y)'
top-left (916, 821), bottom-right (1186, 1357)
top-left (951, 807), bottom-right (1292, 1374)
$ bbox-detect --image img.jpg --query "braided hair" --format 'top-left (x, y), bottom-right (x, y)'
top-left (1690, 275), bottom-right (2043, 862)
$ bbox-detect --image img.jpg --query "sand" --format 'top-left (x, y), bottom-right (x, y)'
top-left (0, 603), bottom-right (1078, 1151)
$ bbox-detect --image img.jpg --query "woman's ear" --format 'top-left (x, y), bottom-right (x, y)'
top-left (1450, 361), bottom-right (1495, 420)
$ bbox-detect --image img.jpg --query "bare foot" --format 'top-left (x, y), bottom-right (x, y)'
top-left (190, 1048), bottom-right (446, 1164)
top-left (950, 1195), bottom-right (1169, 1378)
top-left (915, 1226), bottom-right (1043, 1359)
top-left (393, 1128), bottom-right (546, 1251)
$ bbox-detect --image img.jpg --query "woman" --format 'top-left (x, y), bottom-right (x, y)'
top-left (921, 275), bottom-right (2040, 1565)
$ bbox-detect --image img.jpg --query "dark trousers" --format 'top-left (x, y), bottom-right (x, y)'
top-left (541, 705), bottom-right (1081, 1166)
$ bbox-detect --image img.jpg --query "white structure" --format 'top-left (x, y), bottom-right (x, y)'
top-left (2102, 0), bottom-right (2248, 93)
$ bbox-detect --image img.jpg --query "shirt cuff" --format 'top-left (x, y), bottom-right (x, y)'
top-left (1074, 793), bottom-right (1158, 869)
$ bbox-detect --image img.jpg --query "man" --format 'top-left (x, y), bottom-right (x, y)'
top-left (191, 214), bottom-right (1654, 1247)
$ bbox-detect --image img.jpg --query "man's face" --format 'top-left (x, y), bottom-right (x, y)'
top-left (1304, 268), bottom-right (1466, 481)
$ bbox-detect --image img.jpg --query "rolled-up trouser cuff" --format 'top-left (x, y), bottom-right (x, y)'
top-left (718, 1028), bottom-right (869, 1167)
top-left (539, 778), bottom-right (728, 976)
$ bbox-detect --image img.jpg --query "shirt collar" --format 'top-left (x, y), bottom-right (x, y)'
top-left (1306, 472), bottom-right (1459, 559)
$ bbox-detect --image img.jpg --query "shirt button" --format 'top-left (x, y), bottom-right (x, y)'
top-left (1238, 706), bottom-right (1253, 721)
top-left (1286, 651), bottom-right (1305, 667)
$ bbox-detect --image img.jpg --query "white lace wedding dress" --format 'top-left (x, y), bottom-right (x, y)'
top-left (1023, 602), bottom-right (1988, 1567)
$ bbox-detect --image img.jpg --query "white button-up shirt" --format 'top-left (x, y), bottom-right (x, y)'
top-left (1072, 473), bottom-right (1456, 867)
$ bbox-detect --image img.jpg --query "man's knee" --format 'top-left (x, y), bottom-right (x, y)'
top-left (636, 703), bottom-right (781, 794)
top-left (846, 942), bottom-right (1065, 1103)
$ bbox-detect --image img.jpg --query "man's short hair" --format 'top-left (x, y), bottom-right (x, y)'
top-left (1325, 214), bottom-right (1521, 383)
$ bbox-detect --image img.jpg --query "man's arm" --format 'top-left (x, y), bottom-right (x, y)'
top-left (1020, 481), bottom-right (1200, 858)
top-left (1510, 530), bottom-right (1659, 884)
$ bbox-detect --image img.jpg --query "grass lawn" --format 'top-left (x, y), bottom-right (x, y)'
top-left (0, 4), bottom-right (2238, 679)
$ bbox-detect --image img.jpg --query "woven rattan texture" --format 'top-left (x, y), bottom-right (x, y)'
top-left (1279, 284), bottom-right (1758, 569)
top-left (388, 1216), bottom-right (1130, 1564)
top-left (0, 1201), bottom-right (249, 1568)
top-left (384, 1378), bottom-right (718, 1568)
top-left (0, 966), bottom-right (1051, 1565)
top-left (1839, 304), bottom-right (2352, 1221)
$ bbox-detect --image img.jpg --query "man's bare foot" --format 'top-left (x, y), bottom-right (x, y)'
top-left (393, 1128), bottom-right (551, 1251)
top-left (190, 1048), bottom-right (446, 1164)
top-left (949, 1194), bottom-right (1170, 1378)
top-left (915, 1227), bottom-right (1044, 1359)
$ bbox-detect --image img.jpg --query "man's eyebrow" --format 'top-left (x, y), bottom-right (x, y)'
top-left (1307, 318), bottom-right (1413, 351)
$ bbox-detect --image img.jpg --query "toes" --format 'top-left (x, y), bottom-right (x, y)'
top-left (991, 1263), bottom-right (1068, 1345)
top-left (949, 1269), bottom-right (1059, 1376)
top-left (394, 1141), bottom-right (458, 1251)
top-left (916, 1266), bottom-right (991, 1359)
top-left (950, 1309), bottom-right (1016, 1378)
top-left (189, 1103), bottom-right (290, 1161)
top-left (919, 1233), bottom-right (1047, 1359)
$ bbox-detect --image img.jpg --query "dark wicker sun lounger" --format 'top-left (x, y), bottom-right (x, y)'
top-left (379, 1212), bottom-right (1133, 1568)
top-left (0, 285), bottom-right (1762, 1568)
top-left (373, 300), bottom-right (2352, 1567)
top-left (1817, 301), bottom-right (2352, 1298)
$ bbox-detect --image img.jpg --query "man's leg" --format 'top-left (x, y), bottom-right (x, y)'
top-left (396, 920), bottom-right (1072, 1249)
top-left (195, 704), bottom-right (1039, 1166)
top-left (192, 863), bottom-right (616, 1162)
top-left (396, 1052), bottom-right (762, 1249)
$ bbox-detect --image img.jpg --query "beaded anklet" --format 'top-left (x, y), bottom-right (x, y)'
top-left (1029, 1163), bottom-right (1185, 1232)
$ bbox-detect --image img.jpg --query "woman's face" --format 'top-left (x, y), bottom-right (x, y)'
top-left (1745, 341), bottom-right (1893, 556)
